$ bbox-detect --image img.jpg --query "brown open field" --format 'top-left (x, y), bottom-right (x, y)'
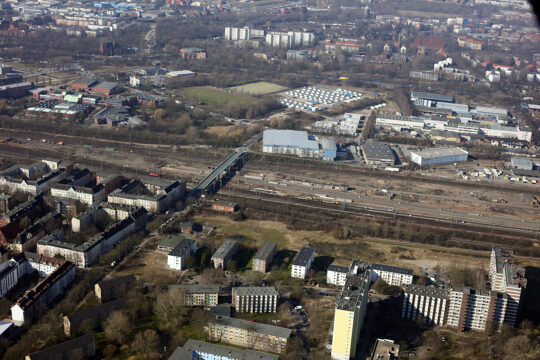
top-left (193, 214), bottom-right (540, 276)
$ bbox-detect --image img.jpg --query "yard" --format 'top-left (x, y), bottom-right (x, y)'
top-left (227, 81), bottom-right (289, 96)
top-left (181, 86), bottom-right (255, 107)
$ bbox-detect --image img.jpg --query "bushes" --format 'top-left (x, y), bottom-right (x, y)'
top-left (372, 279), bottom-right (402, 297)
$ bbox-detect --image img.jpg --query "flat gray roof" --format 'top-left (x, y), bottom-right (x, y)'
top-left (336, 272), bottom-right (370, 311)
top-left (372, 263), bottom-right (413, 276)
top-left (93, 81), bottom-right (118, 90)
top-left (328, 264), bottom-right (349, 273)
top-left (170, 339), bottom-right (279, 360)
top-left (292, 247), bottom-right (315, 267)
top-left (212, 239), bottom-right (237, 260)
top-left (405, 284), bottom-right (448, 299)
top-left (263, 130), bottom-right (319, 150)
top-left (254, 241), bottom-right (277, 261)
top-left (168, 284), bottom-right (219, 294)
top-left (362, 142), bottom-right (396, 162)
top-left (410, 147), bottom-right (468, 159)
top-left (233, 286), bottom-right (279, 297)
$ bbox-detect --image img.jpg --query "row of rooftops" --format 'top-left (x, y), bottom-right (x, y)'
top-left (39, 207), bottom-right (147, 253)
top-left (14, 261), bottom-right (75, 311)
top-left (168, 284), bottom-right (219, 294)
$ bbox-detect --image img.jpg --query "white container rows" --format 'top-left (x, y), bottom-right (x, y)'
top-left (281, 86), bottom-right (363, 111)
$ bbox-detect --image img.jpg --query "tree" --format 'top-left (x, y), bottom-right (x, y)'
top-left (154, 288), bottom-right (187, 329)
top-left (131, 329), bottom-right (160, 360)
top-left (104, 311), bottom-right (133, 345)
top-left (102, 344), bottom-right (118, 360)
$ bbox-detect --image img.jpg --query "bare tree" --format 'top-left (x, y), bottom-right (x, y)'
top-left (131, 329), bottom-right (160, 360)
top-left (103, 311), bottom-right (133, 345)
top-left (153, 288), bottom-right (187, 329)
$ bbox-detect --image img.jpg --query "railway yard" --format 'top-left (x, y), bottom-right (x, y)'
top-left (1, 130), bottom-right (539, 242)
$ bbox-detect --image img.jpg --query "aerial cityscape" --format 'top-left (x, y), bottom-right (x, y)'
top-left (0, 0), bottom-right (538, 359)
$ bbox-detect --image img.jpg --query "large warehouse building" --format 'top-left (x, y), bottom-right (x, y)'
top-left (262, 130), bottom-right (337, 161)
top-left (410, 147), bottom-right (468, 166)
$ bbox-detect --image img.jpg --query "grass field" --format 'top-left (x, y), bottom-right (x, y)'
top-left (181, 86), bottom-right (255, 106)
top-left (397, 9), bottom-right (464, 18)
top-left (227, 81), bottom-right (289, 96)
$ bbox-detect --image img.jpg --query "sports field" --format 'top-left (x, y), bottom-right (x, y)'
top-left (181, 86), bottom-right (255, 106)
top-left (227, 81), bottom-right (289, 96)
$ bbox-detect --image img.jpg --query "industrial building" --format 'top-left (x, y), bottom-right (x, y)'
top-left (402, 284), bottom-right (449, 326)
top-left (169, 339), bottom-right (279, 360)
top-left (211, 239), bottom-right (238, 270)
top-left (252, 241), bottom-right (277, 273)
top-left (410, 147), bottom-right (468, 166)
top-left (262, 130), bottom-right (337, 161)
top-left (291, 247), bottom-right (315, 279)
top-left (232, 286), bottom-right (279, 313)
top-left (361, 141), bottom-right (397, 165)
top-left (410, 91), bottom-right (454, 106)
top-left (330, 261), bottom-right (371, 360)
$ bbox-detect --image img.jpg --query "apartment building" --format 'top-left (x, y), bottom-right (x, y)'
top-left (252, 241), bottom-right (277, 273)
top-left (50, 183), bottom-right (107, 205)
top-left (95, 275), bottom-right (136, 303)
top-left (447, 287), bottom-right (509, 332)
top-left (167, 238), bottom-right (197, 270)
top-left (11, 261), bottom-right (76, 323)
top-left (63, 299), bottom-right (126, 336)
top-left (371, 263), bottom-right (414, 286)
top-left (169, 339), bottom-right (278, 360)
top-left (168, 284), bottom-right (219, 307)
top-left (211, 239), bottom-right (238, 270)
top-left (0, 261), bottom-right (18, 297)
top-left (489, 247), bottom-right (527, 326)
top-left (232, 286), bottom-right (279, 313)
top-left (291, 247), bottom-right (315, 279)
top-left (331, 261), bottom-right (371, 360)
top-left (38, 208), bottom-right (148, 268)
top-left (327, 264), bottom-right (349, 286)
top-left (402, 284), bottom-right (449, 326)
top-left (205, 316), bottom-right (292, 354)
top-left (25, 334), bottom-right (95, 360)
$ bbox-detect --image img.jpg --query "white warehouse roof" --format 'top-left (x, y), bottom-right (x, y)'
top-left (263, 130), bottom-right (319, 150)
top-left (410, 147), bottom-right (468, 159)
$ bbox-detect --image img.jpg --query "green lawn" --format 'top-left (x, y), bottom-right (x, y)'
top-left (227, 81), bottom-right (289, 96)
top-left (181, 87), bottom-right (255, 107)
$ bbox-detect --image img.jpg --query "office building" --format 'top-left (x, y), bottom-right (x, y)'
top-left (331, 261), bottom-right (370, 360)
top-left (252, 241), bottom-right (277, 273)
top-left (327, 264), bottom-right (349, 286)
top-left (402, 285), bottom-right (449, 326)
top-left (168, 284), bottom-right (219, 307)
top-left (291, 247), bottom-right (315, 279)
top-left (167, 238), bottom-right (197, 270)
top-left (410, 147), bottom-right (468, 166)
top-left (205, 316), bottom-right (291, 354)
top-left (232, 286), bottom-right (279, 313)
top-left (371, 264), bottom-right (413, 286)
top-left (211, 239), bottom-right (238, 270)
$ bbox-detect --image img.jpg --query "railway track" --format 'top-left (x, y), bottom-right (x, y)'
top-left (221, 187), bottom-right (540, 241)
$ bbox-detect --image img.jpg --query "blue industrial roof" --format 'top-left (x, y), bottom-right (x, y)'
top-left (263, 130), bottom-right (319, 150)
